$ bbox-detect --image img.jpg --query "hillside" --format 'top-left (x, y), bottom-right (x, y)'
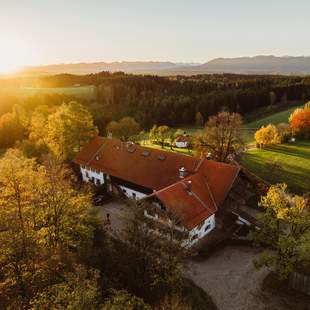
top-left (20, 61), bottom-right (198, 76)
top-left (19, 56), bottom-right (310, 76)
top-left (194, 56), bottom-right (310, 75)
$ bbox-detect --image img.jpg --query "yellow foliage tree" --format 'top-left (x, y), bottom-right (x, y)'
top-left (254, 124), bottom-right (281, 148)
top-left (47, 102), bottom-right (98, 159)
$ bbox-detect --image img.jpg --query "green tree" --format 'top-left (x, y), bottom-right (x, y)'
top-left (47, 102), bottom-right (98, 159)
top-left (149, 125), bottom-right (159, 144)
top-left (194, 112), bottom-right (244, 162)
top-left (107, 117), bottom-right (140, 141)
top-left (250, 184), bottom-right (310, 279)
top-left (157, 125), bottom-right (170, 148)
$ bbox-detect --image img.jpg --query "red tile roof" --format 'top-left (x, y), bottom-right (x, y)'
top-left (75, 137), bottom-right (201, 191)
top-left (175, 135), bottom-right (191, 143)
top-left (153, 161), bottom-right (239, 229)
top-left (75, 136), bottom-right (239, 230)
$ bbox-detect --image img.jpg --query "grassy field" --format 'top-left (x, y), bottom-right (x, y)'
top-left (240, 141), bottom-right (310, 194)
top-left (20, 86), bottom-right (96, 99)
top-left (0, 85), bottom-right (96, 100)
top-left (244, 104), bottom-right (301, 143)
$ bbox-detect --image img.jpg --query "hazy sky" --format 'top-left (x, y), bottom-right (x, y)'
top-left (1, 0), bottom-right (310, 66)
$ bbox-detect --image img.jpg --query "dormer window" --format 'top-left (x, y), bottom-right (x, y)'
top-left (95, 155), bottom-right (100, 160)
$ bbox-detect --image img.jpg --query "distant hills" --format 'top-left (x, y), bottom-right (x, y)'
top-left (21, 56), bottom-right (310, 76)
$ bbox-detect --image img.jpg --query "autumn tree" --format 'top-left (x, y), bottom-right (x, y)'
top-left (30, 265), bottom-right (102, 310)
top-left (0, 149), bottom-right (38, 300)
top-left (28, 105), bottom-right (50, 146)
top-left (0, 112), bottom-right (24, 148)
top-left (194, 112), bottom-right (244, 162)
top-left (250, 184), bottom-right (310, 279)
top-left (102, 290), bottom-right (151, 310)
top-left (0, 150), bottom-right (96, 307)
top-left (255, 124), bottom-right (281, 148)
top-left (289, 107), bottom-right (310, 139)
top-left (107, 116), bottom-right (140, 141)
top-left (47, 101), bottom-right (98, 159)
top-left (276, 122), bottom-right (291, 143)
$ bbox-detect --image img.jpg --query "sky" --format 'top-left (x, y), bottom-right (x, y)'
top-left (0, 0), bottom-right (310, 71)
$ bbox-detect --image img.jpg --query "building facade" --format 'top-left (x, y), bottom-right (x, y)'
top-left (75, 137), bottom-right (239, 246)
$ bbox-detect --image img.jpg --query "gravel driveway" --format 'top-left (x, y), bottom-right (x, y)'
top-left (187, 246), bottom-right (299, 310)
top-left (95, 199), bottom-right (134, 239)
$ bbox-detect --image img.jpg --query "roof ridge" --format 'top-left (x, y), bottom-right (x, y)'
top-left (204, 179), bottom-right (218, 211)
top-left (86, 138), bottom-right (106, 166)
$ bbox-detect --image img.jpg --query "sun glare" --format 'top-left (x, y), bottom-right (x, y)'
top-left (0, 36), bottom-right (35, 74)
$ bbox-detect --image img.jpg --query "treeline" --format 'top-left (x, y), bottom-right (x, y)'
top-left (1, 72), bottom-right (310, 139)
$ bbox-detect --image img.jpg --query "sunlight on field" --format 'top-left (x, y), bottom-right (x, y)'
top-left (241, 141), bottom-right (310, 193)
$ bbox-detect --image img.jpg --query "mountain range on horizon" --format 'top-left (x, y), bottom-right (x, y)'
top-left (20, 55), bottom-right (310, 76)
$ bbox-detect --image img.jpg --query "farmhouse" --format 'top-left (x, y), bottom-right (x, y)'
top-left (75, 136), bottom-right (240, 246)
top-left (175, 133), bottom-right (191, 148)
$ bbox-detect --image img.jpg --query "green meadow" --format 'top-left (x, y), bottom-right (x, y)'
top-left (240, 141), bottom-right (310, 194)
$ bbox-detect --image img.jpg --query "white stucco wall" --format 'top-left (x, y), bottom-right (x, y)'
top-left (175, 141), bottom-right (188, 148)
top-left (185, 214), bottom-right (216, 247)
top-left (119, 185), bottom-right (147, 200)
top-left (80, 167), bottom-right (105, 185)
top-left (143, 206), bottom-right (216, 248)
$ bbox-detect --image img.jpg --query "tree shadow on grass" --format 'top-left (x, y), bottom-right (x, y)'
top-left (265, 144), bottom-right (310, 160)
top-left (241, 153), bottom-right (310, 194)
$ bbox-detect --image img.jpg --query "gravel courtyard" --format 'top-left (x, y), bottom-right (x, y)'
top-left (187, 246), bottom-right (302, 310)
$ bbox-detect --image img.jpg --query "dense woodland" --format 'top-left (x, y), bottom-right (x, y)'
top-left (1, 72), bottom-right (310, 136)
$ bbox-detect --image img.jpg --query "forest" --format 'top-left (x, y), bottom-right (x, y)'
top-left (1, 72), bottom-right (310, 138)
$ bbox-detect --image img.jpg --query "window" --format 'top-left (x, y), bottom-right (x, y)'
top-left (95, 179), bottom-right (100, 185)
top-left (204, 224), bottom-right (211, 232)
top-left (132, 192), bottom-right (137, 199)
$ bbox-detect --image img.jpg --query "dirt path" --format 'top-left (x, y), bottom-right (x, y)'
top-left (187, 246), bottom-right (294, 310)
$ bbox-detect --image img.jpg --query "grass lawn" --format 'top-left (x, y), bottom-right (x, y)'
top-left (140, 140), bottom-right (193, 156)
top-left (240, 141), bottom-right (310, 194)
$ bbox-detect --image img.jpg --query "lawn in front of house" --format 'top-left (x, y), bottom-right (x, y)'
top-left (240, 141), bottom-right (310, 194)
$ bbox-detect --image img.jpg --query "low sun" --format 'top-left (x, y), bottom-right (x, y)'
top-left (0, 36), bottom-right (35, 74)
